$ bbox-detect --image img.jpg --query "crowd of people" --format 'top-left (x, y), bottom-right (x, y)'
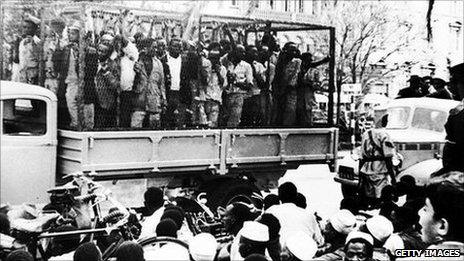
top-left (1, 172), bottom-right (463, 261)
top-left (2, 14), bottom-right (331, 130)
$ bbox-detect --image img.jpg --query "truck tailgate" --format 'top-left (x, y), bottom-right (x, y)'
top-left (58, 128), bottom-right (338, 179)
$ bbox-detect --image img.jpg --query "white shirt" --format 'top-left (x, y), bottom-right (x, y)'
top-left (139, 206), bottom-right (165, 239)
top-left (144, 242), bottom-right (190, 261)
top-left (167, 54), bottom-right (182, 91)
top-left (266, 203), bottom-right (324, 246)
top-left (65, 48), bottom-right (78, 84)
top-left (120, 41), bottom-right (139, 91)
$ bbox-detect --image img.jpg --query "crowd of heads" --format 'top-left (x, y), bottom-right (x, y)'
top-left (1, 171), bottom-right (463, 261)
top-left (397, 63), bottom-right (464, 101)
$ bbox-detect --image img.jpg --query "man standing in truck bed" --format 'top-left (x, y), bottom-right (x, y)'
top-left (13, 14), bottom-right (41, 85)
top-left (223, 44), bottom-right (253, 127)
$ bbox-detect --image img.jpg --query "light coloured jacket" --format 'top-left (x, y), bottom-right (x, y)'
top-left (133, 56), bottom-right (166, 114)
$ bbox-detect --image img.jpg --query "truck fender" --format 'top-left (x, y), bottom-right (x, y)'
top-left (397, 158), bottom-right (442, 186)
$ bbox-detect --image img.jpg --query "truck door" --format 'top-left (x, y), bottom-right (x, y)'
top-left (1, 95), bottom-right (57, 205)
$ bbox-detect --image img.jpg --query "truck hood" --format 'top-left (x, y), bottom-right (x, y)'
top-left (384, 129), bottom-right (445, 143)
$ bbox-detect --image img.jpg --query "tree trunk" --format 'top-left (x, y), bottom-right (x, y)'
top-left (427, 0), bottom-right (434, 41)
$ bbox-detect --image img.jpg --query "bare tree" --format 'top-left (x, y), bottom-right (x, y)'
top-left (311, 1), bottom-right (418, 92)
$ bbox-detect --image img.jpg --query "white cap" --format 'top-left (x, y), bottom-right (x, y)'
top-left (240, 221), bottom-right (269, 242)
top-left (366, 215), bottom-right (394, 242)
top-left (189, 233), bottom-right (218, 261)
top-left (329, 209), bottom-right (357, 235)
top-left (285, 231), bottom-right (317, 261)
top-left (346, 231), bottom-right (374, 246)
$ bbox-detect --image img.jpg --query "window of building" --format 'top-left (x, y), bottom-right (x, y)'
top-left (231, 0), bottom-right (238, 6)
top-left (2, 99), bottom-right (47, 136)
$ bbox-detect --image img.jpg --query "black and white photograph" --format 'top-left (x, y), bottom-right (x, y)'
top-left (0, 0), bottom-right (463, 260)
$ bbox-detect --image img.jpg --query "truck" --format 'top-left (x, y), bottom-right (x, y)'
top-left (334, 97), bottom-right (460, 196)
top-left (1, 81), bottom-right (338, 209)
top-left (1, 2), bottom-right (339, 210)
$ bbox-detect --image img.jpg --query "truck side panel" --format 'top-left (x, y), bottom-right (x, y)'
top-left (57, 130), bottom-right (221, 179)
top-left (223, 128), bottom-right (338, 166)
top-left (57, 128), bottom-right (338, 179)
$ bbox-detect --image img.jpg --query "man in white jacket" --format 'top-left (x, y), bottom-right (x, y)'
top-left (266, 182), bottom-right (325, 247)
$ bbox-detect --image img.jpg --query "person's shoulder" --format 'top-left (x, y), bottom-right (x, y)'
top-left (449, 102), bottom-right (464, 116)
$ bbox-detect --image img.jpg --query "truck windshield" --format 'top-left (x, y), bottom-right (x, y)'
top-left (2, 99), bottom-right (47, 136)
top-left (385, 106), bottom-right (410, 129)
top-left (411, 107), bottom-right (447, 133)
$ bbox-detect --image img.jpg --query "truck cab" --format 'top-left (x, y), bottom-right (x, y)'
top-left (335, 97), bottom-right (460, 193)
top-left (1, 81), bottom-right (57, 204)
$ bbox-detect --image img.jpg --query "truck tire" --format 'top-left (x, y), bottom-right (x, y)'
top-left (202, 179), bottom-right (262, 211)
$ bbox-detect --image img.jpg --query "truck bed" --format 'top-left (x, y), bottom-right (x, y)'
top-left (58, 128), bottom-right (338, 179)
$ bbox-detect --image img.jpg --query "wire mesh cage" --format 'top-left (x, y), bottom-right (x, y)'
top-left (1, 1), bottom-right (336, 131)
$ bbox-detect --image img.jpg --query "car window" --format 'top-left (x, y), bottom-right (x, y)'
top-left (411, 107), bottom-right (447, 132)
top-left (2, 99), bottom-right (47, 136)
top-left (386, 107), bottom-right (410, 129)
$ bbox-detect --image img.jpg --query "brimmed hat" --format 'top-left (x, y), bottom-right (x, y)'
top-left (240, 221), bottom-right (269, 243)
top-left (285, 231), bottom-right (317, 261)
top-left (329, 209), bottom-right (357, 235)
top-left (365, 215), bottom-right (394, 242)
top-left (346, 231), bottom-right (374, 246)
top-left (189, 233), bottom-right (218, 261)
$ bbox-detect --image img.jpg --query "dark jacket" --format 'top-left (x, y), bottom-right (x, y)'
top-left (443, 103), bottom-right (464, 171)
top-left (53, 44), bottom-right (98, 104)
top-left (163, 53), bottom-right (192, 107)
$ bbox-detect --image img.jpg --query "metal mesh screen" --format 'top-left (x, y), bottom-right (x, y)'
top-left (1, 2), bottom-right (334, 131)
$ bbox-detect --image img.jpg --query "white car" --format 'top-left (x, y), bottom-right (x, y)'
top-left (335, 97), bottom-right (460, 195)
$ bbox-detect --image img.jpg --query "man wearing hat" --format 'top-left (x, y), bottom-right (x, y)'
top-left (360, 215), bottom-right (393, 261)
top-left (317, 209), bottom-right (357, 260)
top-left (16, 14), bottom-right (41, 85)
top-left (231, 221), bottom-right (269, 261)
top-left (426, 71), bottom-right (454, 100)
top-left (54, 22), bottom-right (82, 129)
top-left (343, 231), bottom-right (374, 261)
top-left (396, 75), bottom-right (423, 99)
